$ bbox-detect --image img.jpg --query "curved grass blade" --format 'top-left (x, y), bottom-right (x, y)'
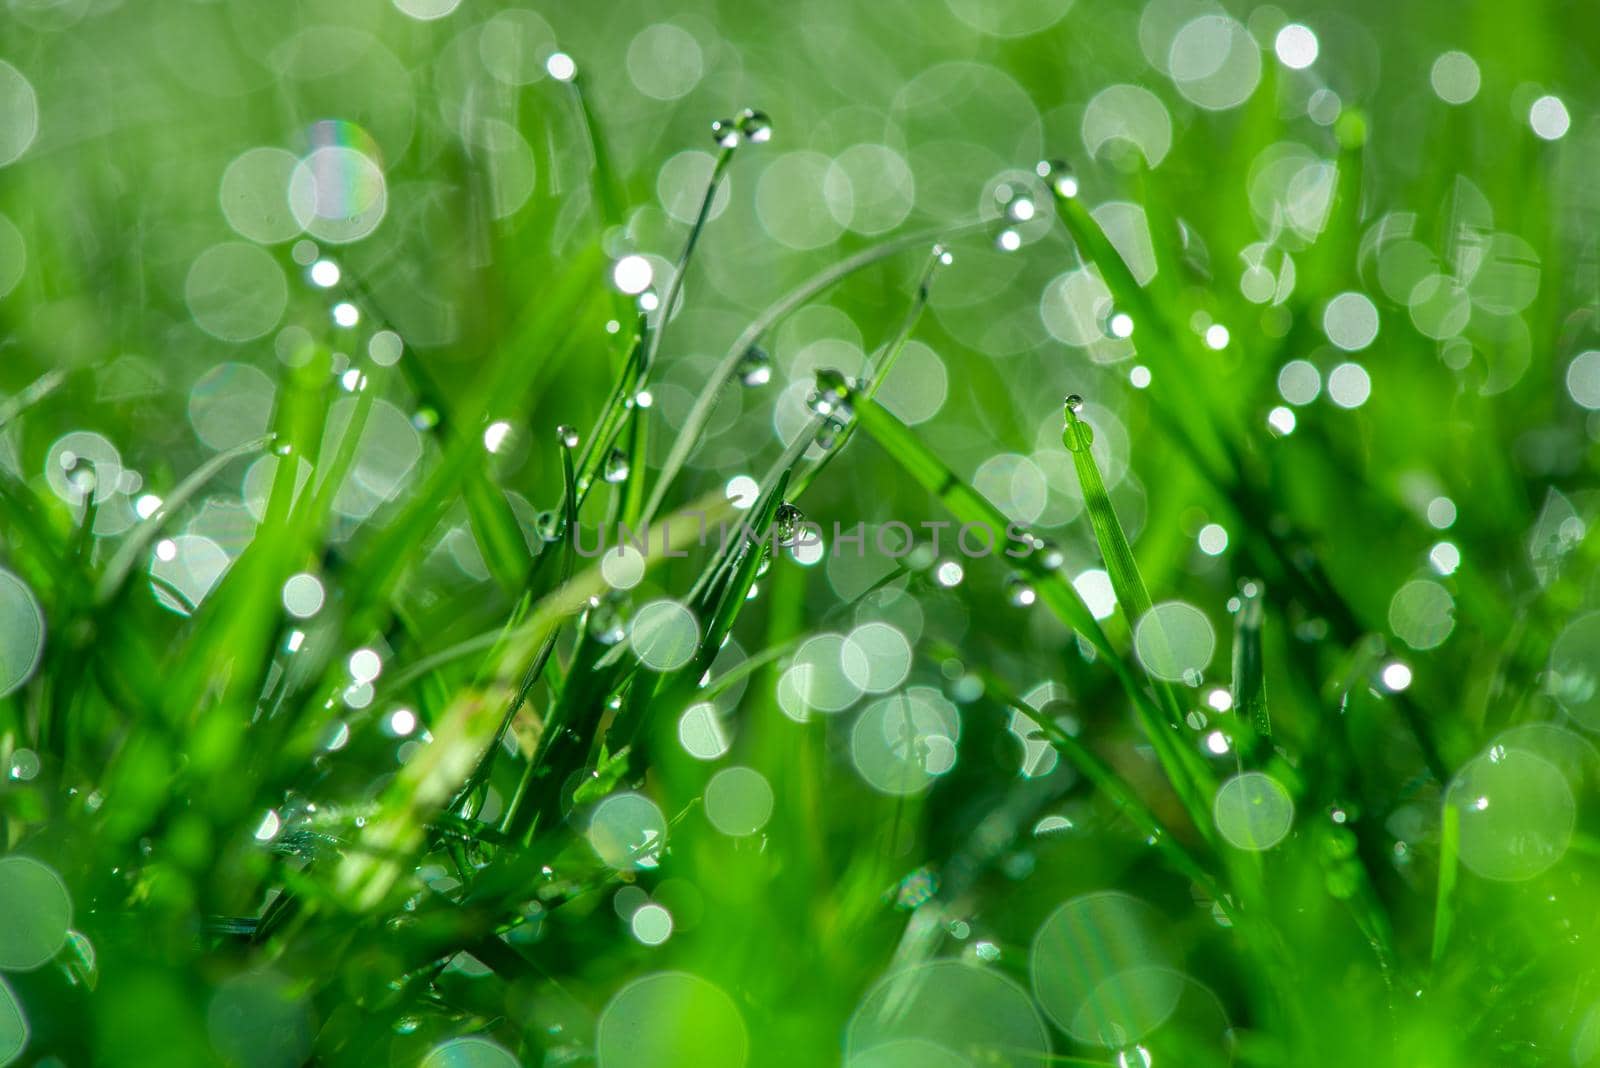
top-left (1047, 185), bottom-right (1233, 482)
top-left (463, 469), bottom-right (532, 593)
top-left (844, 384), bottom-right (1108, 648)
top-left (452, 433), bottom-right (584, 814)
top-left (0, 367), bottom-right (65, 431)
top-left (573, 329), bottom-right (645, 499)
top-left (564, 70), bottom-right (628, 234)
top-left (95, 434), bottom-right (273, 604)
top-left (1061, 399), bottom-right (1218, 814)
top-left (1063, 399), bottom-right (1155, 629)
top-left (333, 491), bottom-right (735, 908)
top-left (348, 247), bottom-right (605, 609)
top-left (790, 246), bottom-right (945, 500)
top-left (641, 221), bottom-right (988, 524)
top-left (847, 384), bottom-right (1215, 834)
top-left (1432, 802), bottom-right (1460, 970)
top-left (638, 145), bottom-right (736, 378)
top-left (1231, 578), bottom-right (1271, 741)
top-left (973, 660), bottom-right (1235, 923)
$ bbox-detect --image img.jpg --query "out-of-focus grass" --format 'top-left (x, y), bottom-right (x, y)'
top-left (1, 1), bottom-right (1599, 1066)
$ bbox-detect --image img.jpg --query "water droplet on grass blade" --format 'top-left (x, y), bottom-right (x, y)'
top-left (1036, 158), bottom-right (1078, 197)
top-left (774, 502), bottom-right (803, 543)
top-left (808, 369), bottom-right (853, 420)
top-left (738, 108), bottom-right (772, 143)
top-left (1117, 1047), bottom-right (1154, 1068)
top-left (545, 52), bottom-right (576, 82)
top-left (1034, 539), bottom-right (1065, 570)
top-left (586, 598), bottom-right (626, 645)
top-left (481, 421), bottom-right (511, 454)
top-left (603, 448), bottom-right (631, 483)
top-left (535, 510), bottom-right (564, 543)
top-left (736, 345), bottom-right (772, 386)
top-left (711, 118), bottom-right (740, 148)
top-left (556, 424), bottom-right (579, 449)
top-left (1006, 574), bottom-right (1037, 607)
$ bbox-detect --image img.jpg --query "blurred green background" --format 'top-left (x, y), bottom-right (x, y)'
top-left (2, 0), bottom-right (1600, 1065)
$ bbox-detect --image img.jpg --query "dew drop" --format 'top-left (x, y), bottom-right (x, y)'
top-left (1064, 393), bottom-right (1084, 413)
top-left (587, 599), bottom-right (625, 645)
top-left (545, 52), bottom-right (576, 82)
top-left (738, 108), bottom-right (773, 144)
top-left (1117, 1045), bottom-right (1154, 1068)
top-left (774, 502), bottom-right (803, 543)
top-left (603, 448), bottom-right (631, 484)
top-left (1006, 573), bottom-right (1037, 607)
top-left (808, 369), bottom-right (853, 420)
top-left (711, 118), bottom-right (740, 149)
top-left (66, 459), bottom-right (97, 498)
top-left (1034, 539), bottom-right (1065, 570)
top-left (535, 510), bottom-right (564, 542)
top-left (736, 345), bottom-right (772, 387)
top-left (556, 424), bottom-right (580, 449)
top-left (1036, 158), bottom-right (1079, 198)
top-left (1006, 196), bottom-right (1037, 222)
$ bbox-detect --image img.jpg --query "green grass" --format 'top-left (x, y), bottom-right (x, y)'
top-left (1, 2), bottom-right (1599, 1066)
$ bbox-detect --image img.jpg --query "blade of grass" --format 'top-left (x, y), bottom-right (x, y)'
top-left (837, 382), bottom-right (1220, 813)
top-left (789, 247), bottom-right (944, 500)
top-left (0, 366), bottom-right (66, 430)
top-left (1231, 578), bottom-right (1272, 743)
top-left (1046, 184), bottom-right (1233, 481)
top-left (640, 221), bottom-right (989, 524)
top-left (347, 247), bottom-right (605, 611)
top-left (1432, 801), bottom-right (1460, 970)
top-left (638, 144), bottom-right (736, 378)
top-left (1061, 396), bottom-right (1221, 836)
top-left (95, 434), bottom-right (273, 604)
top-left (973, 660), bottom-right (1236, 923)
top-left (335, 491), bottom-right (735, 908)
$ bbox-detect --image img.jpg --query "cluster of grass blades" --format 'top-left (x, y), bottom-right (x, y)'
top-left (2, 9), bottom-right (1600, 1068)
